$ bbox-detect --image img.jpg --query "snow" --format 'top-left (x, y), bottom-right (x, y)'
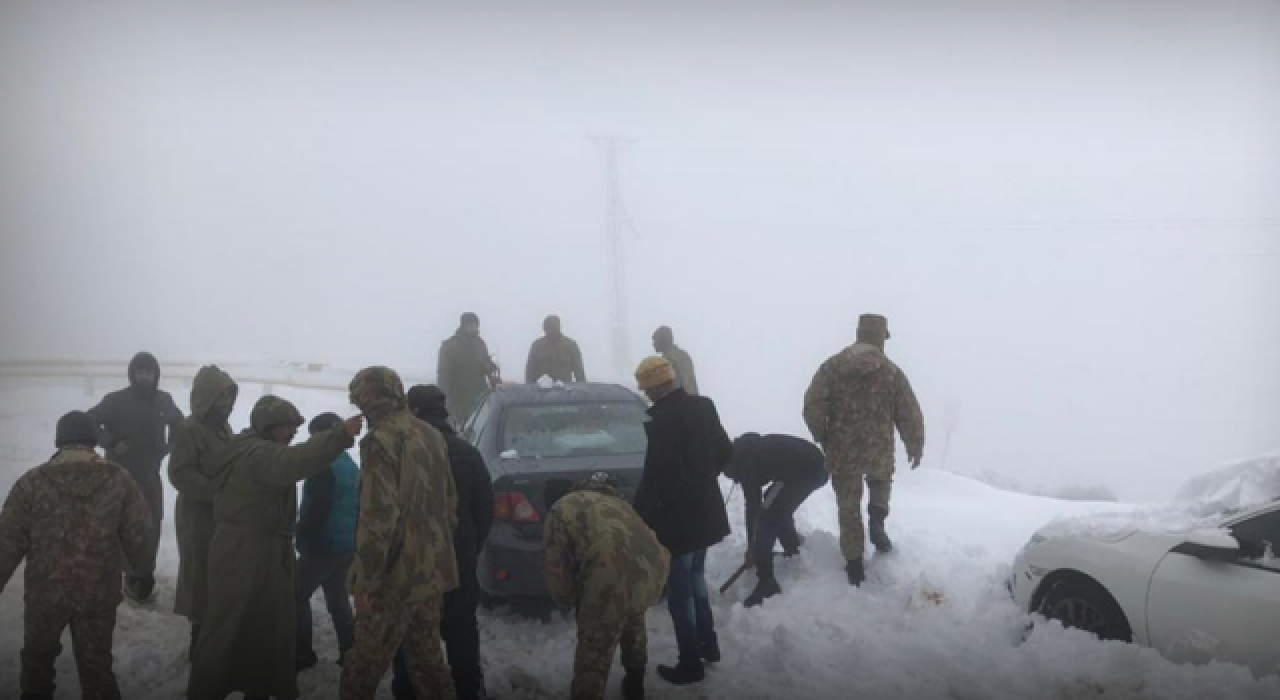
top-left (1, 384), bottom-right (1278, 699)
top-left (1175, 454), bottom-right (1280, 512)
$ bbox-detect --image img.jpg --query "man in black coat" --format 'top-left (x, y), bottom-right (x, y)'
top-left (632, 356), bottom-right (732, 686)
top-left (724, 433), bottom-right (829, 608)
top-left (87, 351), bottom-right (184, 602)
top-left (392, 385), bottom-right (495, 700)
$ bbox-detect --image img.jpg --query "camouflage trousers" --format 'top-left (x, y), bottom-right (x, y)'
top-left (21, 604), bottom-right (119, 700)
top-left (571, 613), bottom-right (647, 700)
top-left (340, 595), bottom-right (456, 700)
top-left (830, 465), bottom-right (893, 561)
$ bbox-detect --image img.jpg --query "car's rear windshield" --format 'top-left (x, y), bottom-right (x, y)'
top-left (502, 401), bottom-right (648, 458)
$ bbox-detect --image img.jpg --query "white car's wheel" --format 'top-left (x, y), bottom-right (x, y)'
top-left (1037, 578), bottom-right (1132, 642)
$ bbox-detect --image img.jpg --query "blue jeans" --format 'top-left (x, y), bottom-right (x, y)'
top-left (667, 549), bottom-right (716, 668)
top-left (752, 472), bottom-right (829, 570)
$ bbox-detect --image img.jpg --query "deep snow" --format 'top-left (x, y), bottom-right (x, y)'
top-left (0, 383), bottom-right (1277, 699)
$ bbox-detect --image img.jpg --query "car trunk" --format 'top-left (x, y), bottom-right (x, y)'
top-left (491, 454), bottom-right (644, 537)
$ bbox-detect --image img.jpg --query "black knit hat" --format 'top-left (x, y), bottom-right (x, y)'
top-left (308, 412), bottom-right (343, 436)
top-left (55, 411), bottom-right (98, 449)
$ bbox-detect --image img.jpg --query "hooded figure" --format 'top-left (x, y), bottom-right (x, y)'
top-left (437, 313), bottom-right (500, 424)
top-left (168, 365), bottom-right (239, 657)
top-left (526, 315), bottom-right (586, 384)
top-left (86, 351), bottom-right (183, 599)
top-left (0, 412), bottom-right (155, 700)
top-left (341, 367), bottom-right (460, 700)
top-left (187, 397), bottom-right (357, 700)
top-left (802, 313), bottom-right (924, 586)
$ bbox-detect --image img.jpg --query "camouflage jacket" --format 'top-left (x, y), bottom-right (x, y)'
top-left (526, 335), bottom-right (586, 384)
top-left (0, 448), bottom-right (154, 610)
top-left (541, 482), bottom-right (669, 626)
top-left (803, 342), bottom-right (925, 471)
top-left (351, 409), bottom-right (460, 602)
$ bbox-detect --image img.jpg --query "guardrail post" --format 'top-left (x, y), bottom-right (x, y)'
top-left (84, 375), bottom-right (95, 397)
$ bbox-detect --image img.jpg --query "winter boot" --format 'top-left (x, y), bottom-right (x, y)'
top-left (846, 559), bottom-right (865, 587)
top-left (778, 528), bottom-right (805, 557)
top-left (622, 670), bottom-right (645, 700)
top-left (869, 507), bottom-right (893, 553)
top-left (657, 662), bottom-right (705, 685)
top-left (743, 557), bottom-right (782, 608)
top-left (700, 639), bottom-right (721, 663)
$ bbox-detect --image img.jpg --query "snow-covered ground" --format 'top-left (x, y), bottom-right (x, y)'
top-left (1, 383), bottom-right (1277, 699)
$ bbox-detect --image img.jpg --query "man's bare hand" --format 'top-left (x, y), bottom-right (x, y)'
top-left (909, 454), bottom-right (922, 470)
top-left (344, 416), bottom-right (364, 439)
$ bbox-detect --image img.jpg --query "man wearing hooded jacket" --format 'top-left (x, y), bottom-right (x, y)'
top-left (87, 351), bottom-right (184, 602)
top-left (169, 365), bottom-right (239, 660)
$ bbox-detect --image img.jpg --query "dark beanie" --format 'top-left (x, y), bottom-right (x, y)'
top-left (308, 412), bottom-right (343, 436)
top-left (407, 385), bottom-right (449, 422)
top-left (56, 411), bottom-right (98, 449)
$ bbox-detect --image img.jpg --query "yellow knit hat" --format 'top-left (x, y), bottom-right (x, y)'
top-left (634, 356), bottom-right (676, 391)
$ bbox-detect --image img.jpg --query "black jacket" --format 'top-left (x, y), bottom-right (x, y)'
top-left (724, 434), bottom-right (826, 543)
top-left (429, 419), bottom-right (495, 578)
top-left (634, 389), bottom-right (733, 558)
top-left (88, 353), bottom-right (183, 482)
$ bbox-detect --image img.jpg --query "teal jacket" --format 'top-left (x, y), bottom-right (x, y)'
top-left (296, 452), bottom-right (359, 556)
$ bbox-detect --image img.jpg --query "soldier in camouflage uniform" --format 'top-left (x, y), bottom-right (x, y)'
top-left (341, 367), bottom-right (460, 700)
top-left (542, 474), bottom-right (669, 700)
top-left (526, 315), bottom-right (587, 384)
top-left (802, 314), bottom-right (925, 586)
top-left (0, 411), bottom-right (156, 700)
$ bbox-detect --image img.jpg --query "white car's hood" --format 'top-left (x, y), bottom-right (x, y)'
top-left (1033, 506), bottom-right (1231, 545)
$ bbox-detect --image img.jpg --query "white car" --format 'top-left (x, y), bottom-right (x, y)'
top-left (1010, 501), bottom-right (1280, 677)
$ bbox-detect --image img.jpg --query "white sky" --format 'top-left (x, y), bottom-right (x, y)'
top-left (1, 1), bottom-right (1277, 499)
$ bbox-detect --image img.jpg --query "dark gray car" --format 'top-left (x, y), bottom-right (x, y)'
top-left (460, 382), bottom-right (648, 599)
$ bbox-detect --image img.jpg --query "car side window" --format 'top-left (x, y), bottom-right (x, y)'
top-left (462, 394), bottom-right (496, 444)
top-left (1229, 510), bottom-right (1280, 566)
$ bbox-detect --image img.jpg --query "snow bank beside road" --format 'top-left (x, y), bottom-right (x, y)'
top-left (1, 386), bottom-right (1277, 698)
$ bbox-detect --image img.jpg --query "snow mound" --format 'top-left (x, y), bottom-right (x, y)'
top-left (1175, 453), bottom-right (1280, 511)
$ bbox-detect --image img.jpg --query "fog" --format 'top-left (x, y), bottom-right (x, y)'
top-left (2, 2), bottom-right (1277, 501)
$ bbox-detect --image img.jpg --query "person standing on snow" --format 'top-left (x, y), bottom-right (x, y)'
top-left (294, 413), bottom-right (361, 671)
top-left (652, 326), bottom-right (699, 396)
top-left (0, 411), bottom-right (156, 700)
top-left (187, 397), bottom-right (361, 700)
top-left (723, 433), bottom-right (828, 607)
top-left (802, 313), bottom-right (925, 586)
top-left (86, 351), bottom-right (183, 602)
top-left (341, 367), bottom-right (459, 700)
top-left (526, 315), bottom-right (586, 384)
top-left (169, 364), bottom-right (239, 661)
top-left (632, 356), bottom-right (733, 686)
top-left (391, 385), bottom-right (494, 700)
top-left (437, 313), bottom-right (501, 425)
top-left (541, 473), bottom-right (669, 700)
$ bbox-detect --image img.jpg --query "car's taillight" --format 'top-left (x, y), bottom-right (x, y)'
top-left (494, 491), bottom-right (540, 523)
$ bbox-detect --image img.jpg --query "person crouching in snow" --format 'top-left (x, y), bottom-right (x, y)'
top-left (0, 410), bottom-right (156, 700)
top-left (294, 413), bottom-right (361, 671)
top-left (188, 397), bottom-right (361, 700)
top-left (542, 473), bottom-right (670, 700)
top-left (724, 433), bottom-right (828, 607)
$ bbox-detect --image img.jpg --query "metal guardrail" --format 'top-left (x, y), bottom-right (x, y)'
top-left (0, 359), bottom-right (435, 396)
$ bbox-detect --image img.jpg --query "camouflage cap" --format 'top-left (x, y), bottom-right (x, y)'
top-left (250, 395), bottom-right (305, 436)
top-left (349, 366), bottom-right (407, 415)
top-left (857, 313), bottom-right (891, 339)
top-left (634, 356), bottom-right (676, 391)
